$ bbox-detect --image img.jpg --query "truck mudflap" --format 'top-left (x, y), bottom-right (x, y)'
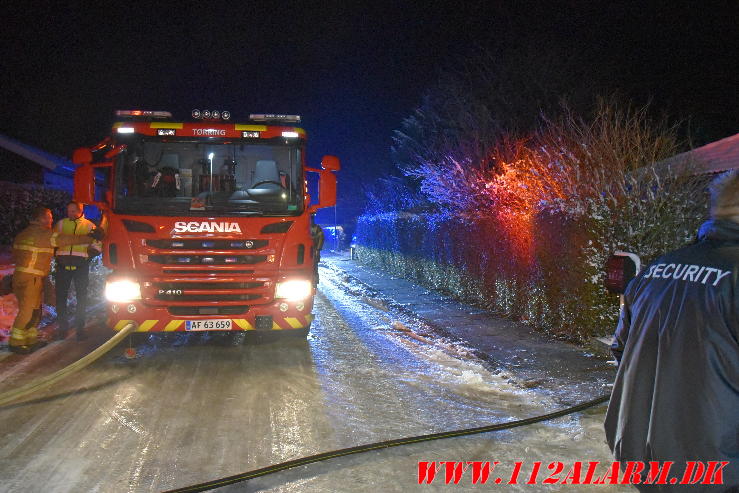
top-left (111, 314), bottom-right (314, 332)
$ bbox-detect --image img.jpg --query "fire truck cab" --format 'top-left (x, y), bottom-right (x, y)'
top-left (72, 110), bottom-right (339, 336)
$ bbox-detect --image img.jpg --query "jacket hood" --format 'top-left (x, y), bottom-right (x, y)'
top-left (697, 219), bottom-right (739, 242)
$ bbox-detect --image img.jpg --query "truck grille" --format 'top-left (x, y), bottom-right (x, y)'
top-left (146, 239), bottom-right (268, 250)
top-left (157, 293), bottom-right (261, 302)
top-left (169, 306), bottom-right (248, 316)
top-left (148, 254), bottom-right (267, 265)
top-left (146, 279), bottom-right (271, 306)
top-left (162, 269), bottom-right (254, 275)
top-left (142, 236), bottom-right (276, 308)
top-left (156, 281), bottom-right (262, 290)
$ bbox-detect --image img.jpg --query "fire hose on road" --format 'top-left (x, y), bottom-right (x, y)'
top-left (0, 322), bottom-right (137, 407)
top-left (166, 393), bottom-right (611, 492)
top-left (0, 320), bottom-right (611, 491)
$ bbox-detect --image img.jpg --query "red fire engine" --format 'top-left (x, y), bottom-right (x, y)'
top-left (72, 110), bottom-right (339, 336)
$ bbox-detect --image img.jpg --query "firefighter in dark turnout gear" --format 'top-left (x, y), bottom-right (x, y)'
top-left (9, 207), bottom-right (98, 354)
top-left (604, 170), bottom-right (739, 491)
top-left (54, 201), bottom-right (102, 340)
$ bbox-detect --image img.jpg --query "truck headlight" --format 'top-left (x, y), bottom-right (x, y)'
top-left (275, 280), bottom-right (312, 301)
top-left (105, 280), bottom-right (141, 302)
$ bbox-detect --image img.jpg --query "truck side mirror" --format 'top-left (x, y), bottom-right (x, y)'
top-left (73, 163), bottom-right (95, 204)
top-left (317, 169), bottom-right (337, 209)
top-left (604, 251), bottom-right (641, 294)
top-left (307, 156), bottom-right (340, 212)
top-left (73, 147), bottom-right (93, 166)
top-left (72, 147), bottom-right (114, 208)
top-left (321, 155), bottom-right (340, 171)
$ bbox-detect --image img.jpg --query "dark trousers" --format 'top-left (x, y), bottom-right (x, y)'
top-left (55, 258), bottom-right (89, 331)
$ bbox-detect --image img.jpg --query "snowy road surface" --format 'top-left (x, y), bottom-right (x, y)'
top-left (0, 264), bottom-right (627, 492)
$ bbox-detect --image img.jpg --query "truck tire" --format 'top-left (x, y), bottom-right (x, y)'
top-left (245, 325), bottom-right (310, 344)
top-left (283, 326), bottom-right (310, 338)
top-left (127, 332), bottom-right (149, 347)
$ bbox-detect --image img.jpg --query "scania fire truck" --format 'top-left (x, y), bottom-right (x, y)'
top-left (72, 110), bottom-right (339, 337)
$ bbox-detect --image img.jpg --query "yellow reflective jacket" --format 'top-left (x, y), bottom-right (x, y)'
top-left (55, 216), bottom-right (102, 259)
top-left (13, 223), bottom-right (93, 276)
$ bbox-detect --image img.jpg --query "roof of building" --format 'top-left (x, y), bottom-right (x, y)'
top-left (655, 132), bottom-right (739, 175)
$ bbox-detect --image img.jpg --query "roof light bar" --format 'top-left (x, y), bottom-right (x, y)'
top-left (116, 110), bottom-right (172, 119)
top-left (250, 114), bottom-right (301, 123)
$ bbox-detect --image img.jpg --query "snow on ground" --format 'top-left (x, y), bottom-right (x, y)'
top-left (0, 259), bottom-right (628, 491)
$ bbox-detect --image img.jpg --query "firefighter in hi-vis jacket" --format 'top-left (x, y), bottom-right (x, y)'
top-left (54, 201), bottom-right (103, 340)
top-left (9, 207), bottom-right (102, 354)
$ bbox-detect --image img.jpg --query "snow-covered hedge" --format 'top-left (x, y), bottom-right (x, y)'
top-left (359, 101), bottom-right (710, 342)
top-left (355, 213), bottom-right (539, 323)
top-left (0, 182), bottom-right (71, 245)
top-left (356, 176), bottom-right (708, 343)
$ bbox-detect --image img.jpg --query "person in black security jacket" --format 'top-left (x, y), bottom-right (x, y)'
top-left (604, 170), bottom-right (738, 492)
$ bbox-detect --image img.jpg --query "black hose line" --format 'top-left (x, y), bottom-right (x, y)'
top-left (165, 393), bottom-right (611, 493)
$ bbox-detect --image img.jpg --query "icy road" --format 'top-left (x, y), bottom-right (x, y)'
top-left (0, 262), bottom-right (627, 492)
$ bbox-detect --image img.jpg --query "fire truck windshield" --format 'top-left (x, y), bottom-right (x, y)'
top-left (114, 140), bottom-right (303, 216)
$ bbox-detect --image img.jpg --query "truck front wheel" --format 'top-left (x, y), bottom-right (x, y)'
top-left (283, 326), bottom-right (310, 338)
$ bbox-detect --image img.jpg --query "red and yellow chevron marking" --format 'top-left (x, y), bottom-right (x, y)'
top-left (164, 320), bottom-right (184, 331)
top-left (233, 319), bottom-right (255, 330)
top-left (112, 314), bottom-right (314, 332)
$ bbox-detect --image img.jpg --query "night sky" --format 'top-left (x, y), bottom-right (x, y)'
top-left (2, 2), bottom-right (737, 223)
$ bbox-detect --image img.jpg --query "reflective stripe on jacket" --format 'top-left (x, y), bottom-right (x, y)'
top-left (55, 216), bottom-right (101, 258)
top-left (12, 224), bottom-right (91, 276)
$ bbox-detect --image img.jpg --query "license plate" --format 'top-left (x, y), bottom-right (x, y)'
top-left (186, 319), bottom-right (232, 331)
